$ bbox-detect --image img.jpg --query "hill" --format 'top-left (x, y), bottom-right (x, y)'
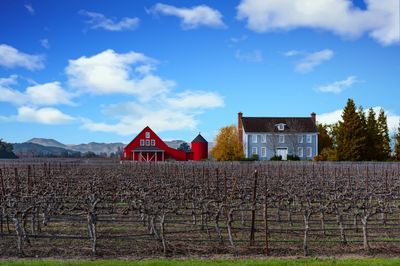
top-left (23, 138), bottom-right (197, 157)
top-left (13, 143), bottom-right (80, 158)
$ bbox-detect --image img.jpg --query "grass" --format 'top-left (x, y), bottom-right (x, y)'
top-left (2, 258), bottom-right (400, 266)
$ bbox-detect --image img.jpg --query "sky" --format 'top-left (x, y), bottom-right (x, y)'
top-left (0, 0), bottom-right (399, 144)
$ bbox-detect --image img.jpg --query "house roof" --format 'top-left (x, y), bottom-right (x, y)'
top-left (241, 117), bottom-right (317, 133)
top-left (192, 134), bottom-right (207, 143)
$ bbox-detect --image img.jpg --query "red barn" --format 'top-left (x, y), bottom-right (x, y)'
top-left (122, 126), bottom-right (208, 162)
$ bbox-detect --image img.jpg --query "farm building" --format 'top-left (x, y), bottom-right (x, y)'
top-left (238, 112), bottom-right (318, 160)
top-left (122, 126), bottom-right (208, 162)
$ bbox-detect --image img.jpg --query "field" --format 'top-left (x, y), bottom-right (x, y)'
top-left (3, 258), bottom-right (400, 266)
top-left (1, 159), bottom-right (400, 258)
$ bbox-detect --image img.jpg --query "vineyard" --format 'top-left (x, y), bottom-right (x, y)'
top-left (1, 159), bottom-right (400, 257)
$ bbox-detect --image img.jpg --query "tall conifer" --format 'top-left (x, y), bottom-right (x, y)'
top-left (377, 109), bottom-right (391, 160)
top-left (357, 106), bottom-right (368, 160)
top-left (366, 108), bottom-right (379, 160)
top-left (336, 99), bottom-right (367, 161)
top-left (394, 121), bottom-right (400, 161)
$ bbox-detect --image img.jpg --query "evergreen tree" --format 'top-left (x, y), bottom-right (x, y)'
top-left (394, 121), bottom-right (400, 161)
top-left (366, 108), bottom-right (379, 160)
top-left (0, 139), bottom-right (17, 159)
top-left (336, 99), bottom-right (367, 161)
top-left (178, 142), bottom-right (191, 152)
top-left (317, 124), bottom-right (333, 153)
top-left (357, 106), bottom-right (368, 160)
top-left (377, 109), bottom-right (391, 161)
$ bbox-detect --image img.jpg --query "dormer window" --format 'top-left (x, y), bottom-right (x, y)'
top-left (276, 123), bottom-right (286, 131)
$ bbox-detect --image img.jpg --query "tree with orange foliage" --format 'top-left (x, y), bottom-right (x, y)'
top-left (211, 125), bottom-right (244, 161)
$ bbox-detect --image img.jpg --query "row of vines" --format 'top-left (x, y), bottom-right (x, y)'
top-left (1, 159), bottom-right (400, 257)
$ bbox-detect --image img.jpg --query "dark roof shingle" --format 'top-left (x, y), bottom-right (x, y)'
top-left (192, 134), bottom-right (207, 143)
top-left (242, 117), bottom-right (317, 133)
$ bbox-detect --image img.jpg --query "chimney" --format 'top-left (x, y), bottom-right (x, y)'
top-left (311, 112), bottom-right (316, 124)
top-left (238, 112), bottom-right (243, 146)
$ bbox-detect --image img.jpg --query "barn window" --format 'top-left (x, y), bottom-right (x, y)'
top-left (279, 135), bottom-right (285, 143)
top-left (140, 139), bottom-right (144, 146)
top-left (146, 140), bottom-right (150, 146)
top-left (145, 132), bottom-right (150, 138)
top-left (151, 139), bottom-right (155, 146)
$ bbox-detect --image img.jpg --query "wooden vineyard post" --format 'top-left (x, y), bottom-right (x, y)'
top-left (249, 169), bottom-right (258, 246)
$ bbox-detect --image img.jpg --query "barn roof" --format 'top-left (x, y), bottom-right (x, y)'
top-left (192, 134), bottom-right (207, 143)
top-left (241, 117), bottom-right (317, 133)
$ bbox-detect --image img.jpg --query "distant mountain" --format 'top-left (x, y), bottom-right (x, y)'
top-left (22, 138), bottom-right (213, 157)
top-left (68, 142), bottom-right (124, 155)
top-left (27, 138), bottom-right (124, 155)
top-left (164, 140), bottom-right (187, 149)
top-left (27, 138), bottom-right (67, 148)
top-left (13, 143), bottom-right (80, 157)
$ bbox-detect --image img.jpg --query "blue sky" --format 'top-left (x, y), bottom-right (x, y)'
top-left (0, 0), bottom-right (399, 144)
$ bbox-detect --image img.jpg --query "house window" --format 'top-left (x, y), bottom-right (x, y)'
top-left (307, 147), bottom-right (312, 158)
top-left (146, 140), bottom-right (150, 146)
top-left (252, 134), bottom-right (257, 143)
top-left (276, 123), bottom-right (285, 131)
top-left (252, 147), bottom-right (258, 155)
top-left (279, 135), bottom-right (285, 143)
top-left (145, 132), bottom-right (150, 138)
top-left (307, 134), bottom-right (312, 143)
top-left (261, 134), bottom-right (266, 143)
top-left (261, 147), bottom-right (267, 157)
top-left (151, 139), bottom-right (155, 146)
top-left (297, 147), bottom-right (303, 157)
top-left (298, 135), bottom-right (303, 144)
top-left (140, 139), bottom-right (144, 146)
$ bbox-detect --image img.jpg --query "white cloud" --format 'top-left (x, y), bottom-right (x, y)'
top-left (318, 107), bottom-right (400, 132)
top-left (0, 77), bottom-right (73, 106)
top-left (235, 49), bottom-right (263, 62)
top-left (317, 109), bottom-right (344, 125)
top-left (0, 75), bottom-right (18, 86)
top-left (82, 89), bottom-right (224, 135)
top-left (39, 39), bottom-right (50, 49)
top-left (24, 4), bottom-right (35, 15)
top-left (165, 91), bottom-right (224, 109)
top-left (66, 49), bottom-right (224, 135)
top-left (83, 107), bottom-right (197, 135)
top-left (316, 76), bottom-right (359, 93)
top-left (150, 3), bottom-right (226, 29)
top-left (26, 82), bottom-right (73, 106)
top-left (0, 44), bottom-right (45, 70)
top-left (79, 10), bottom-right (140, 31)
top-left (283, 50), bottom-right (302, 57)
top-left (66, 49), bottom-right (174, 100)
top-left (230, 35), bottom-right (248, 43)
top-left (295, 49), bottom-right (333, 73)
top-left (0, 87), bottom-right (26, 105)
top-left (16, 106), bottom-right (74, 125)
top-left (237, 0), bottom-right (400, 46)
